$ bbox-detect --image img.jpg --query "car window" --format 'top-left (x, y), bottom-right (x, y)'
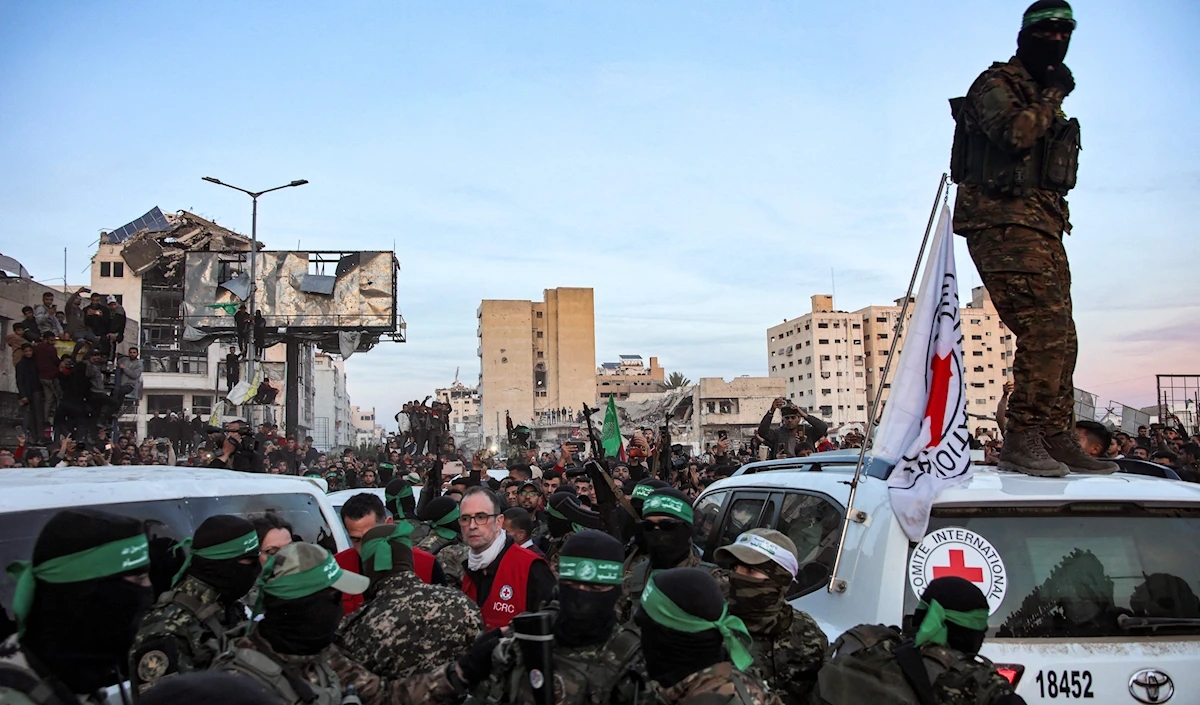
top-left (693, 490), bottom-right (729, 556)
top-left (717, 494), bottom-right (769, 549)
top-left (903, 505), bottom-right (1200, 638)
top-left (775, 492), bottom-right (844, 596)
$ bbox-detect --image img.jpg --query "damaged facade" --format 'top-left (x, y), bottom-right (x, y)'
top-left (94, 208), bottom-right (315, 436)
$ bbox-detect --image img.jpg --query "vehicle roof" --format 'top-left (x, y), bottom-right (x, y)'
top-left (715, 457), bottom-right (1200, 505)
top-left (0, 466), bottom-right (329, 513)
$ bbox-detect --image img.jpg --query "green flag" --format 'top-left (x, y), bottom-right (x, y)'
top-left (601, 396), bottom-right (625, 460)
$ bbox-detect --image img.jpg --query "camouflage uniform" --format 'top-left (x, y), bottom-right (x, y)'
top-left (812, 625), bottom-right (1016, 705)
top-left (415, 532), bottom-right (469, 588)
top-left (212, 628), bottom-right (463, 705)
top-left (128, 575), bottom-right (248, 696)
top-left (479, 618), bottom-right (647, 705)
top-left (953, 56), bottom-right (1077, 435)
top-left (743, 608), bottom-right (828, 705)
top-left (0, 634), bottom-right (101, 705)
top-left (335, 571), bottom-right (482, 680)
top-left (615, 553), bottom-right (727, 624)
top-left (651, 662), bottom-right (782, 705)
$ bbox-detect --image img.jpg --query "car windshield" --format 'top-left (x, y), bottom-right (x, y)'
top-left (903, 504), bottom-right (1200, 637)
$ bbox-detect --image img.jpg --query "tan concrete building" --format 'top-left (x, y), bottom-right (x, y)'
top-left (766, 295), bottom-right (869, 428)
top-left (597, 354), bottom-right (666, 400)
top-left (691, 376), bottom-right (787, 449)
top-left (478, 287), bottom-right (596, 443)
top-left (768, 288), bottom-right (1015, 434)
top-left (436, 381), bottom-right (482, 451)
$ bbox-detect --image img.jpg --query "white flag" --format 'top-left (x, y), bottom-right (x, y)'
top-left (876, 205), bottom-right (973, 542)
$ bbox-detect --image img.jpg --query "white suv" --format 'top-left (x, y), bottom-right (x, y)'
top-left (693, 452), bottom-right (1200, 704)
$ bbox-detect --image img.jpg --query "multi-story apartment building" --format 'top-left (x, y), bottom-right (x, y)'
top-left (767, 288), bottom-right (1015, 433)
top-left (437, 381), bottom-right (482, 451)
top-left (597, 355), bottom-right (666, 400)
top-left (92, 209), bottom-right (314, 438)
top-left (349, 405), bottom-right (384, 446)
top-left (477, 287), bottom-right (596, 443)
top-left (766, 295), bottom-right (869, 428)
top-left (313, 353), bottom-right (352, 450)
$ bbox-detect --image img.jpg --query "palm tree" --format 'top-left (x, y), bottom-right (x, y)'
top-left (665, 371), bottom-right (691, 389)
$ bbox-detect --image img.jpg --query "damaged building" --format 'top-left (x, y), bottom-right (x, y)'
top-left (93, 207), bottom-right (317, 437)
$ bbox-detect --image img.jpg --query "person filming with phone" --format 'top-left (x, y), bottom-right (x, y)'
top-left (758, 397), bottom-right (829, 460)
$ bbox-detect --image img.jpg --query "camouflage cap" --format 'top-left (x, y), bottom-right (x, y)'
top-left (715, 528), bottom-right (800, 578)
top-left (265, 542), bottom-right (369, 596)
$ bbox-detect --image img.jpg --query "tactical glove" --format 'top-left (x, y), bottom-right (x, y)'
top-left (1043, 63), bottom-right (1075, 97)
top-left (457, 628), bottom-right (502, 685)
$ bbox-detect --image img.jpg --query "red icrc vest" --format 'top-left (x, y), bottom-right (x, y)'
top-left (462, 543), bottom-right (543, 631)
top-left (334, 546), bottom-right (436, 615)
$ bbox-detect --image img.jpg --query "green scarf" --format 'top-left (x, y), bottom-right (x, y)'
top-left (6, 534), bottom-right (150, 637)
top-left (385, 485), bottom-right (413, 518)
top-left (430, 506), bottom-right (460, 541)
top-left (914, 599), bottom-right (991, 647)
top-left (360, 523), bottom-right (415, 572)
top-left (641, 574), bottom-right (753, 671)
top-left (170, 530), bottom-right (259, 587)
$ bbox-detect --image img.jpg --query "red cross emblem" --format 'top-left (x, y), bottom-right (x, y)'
top-left (932, 549), bottom-right (984, 583)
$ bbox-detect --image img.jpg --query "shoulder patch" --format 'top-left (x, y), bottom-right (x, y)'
top-left (136, 649), bottom-right (171, 684)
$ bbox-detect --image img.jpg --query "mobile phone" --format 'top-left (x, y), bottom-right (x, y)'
top-left (718, 430), bottom-right (728, 441)
top-left (105, 443), bottom-right (112, 450)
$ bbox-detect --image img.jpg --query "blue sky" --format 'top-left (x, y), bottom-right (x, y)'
top-left (2, 1), bottom-right (1197, 425)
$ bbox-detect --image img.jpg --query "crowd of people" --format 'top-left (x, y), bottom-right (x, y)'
top-left (1, 384), bottom-right (1028, 704)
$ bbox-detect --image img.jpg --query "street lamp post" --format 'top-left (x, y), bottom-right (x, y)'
top-left (201, 177), bottom-right (308, 359)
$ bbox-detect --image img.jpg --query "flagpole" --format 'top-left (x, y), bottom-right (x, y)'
top-left (827, 172), bottom-right (948, 594)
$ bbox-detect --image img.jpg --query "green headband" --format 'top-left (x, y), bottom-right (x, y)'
top-left (558, 556), bottom-right (622, 585)
top-left (386, 487), bottom-right (414, 518)
top-left (6, 534), bottom-right (149, 637)
top-left (546, 505), bottom-right (584, 534)
top-left (914, 599), bottom-right (991, 647)
top-left (430, 506), bottom-right (460, 540)
top-left (631, 484), bottom-right (656, 500)
top-left (641, 576), bottom-right (753, 671)
top-left (1022, 6), bottom-right (1074, 29)
top-left (249, 551), bottom-right (346, 629)
top-left (360, 523), bottom-right (415, 572)
top-left (642, 494), bottom-right (694, 523)
top-left (170, 530), bottom-right (259, 586)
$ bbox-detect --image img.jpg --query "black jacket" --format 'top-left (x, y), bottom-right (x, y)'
top-left (15, 357), bottom-right (39, 400)
top-left (757, 409), bottom-right (830, 459)
top-left (462, 535), bottom-right (555, 615)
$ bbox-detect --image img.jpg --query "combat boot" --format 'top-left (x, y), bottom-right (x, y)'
top-left (1043, 433), bottom-right (1119, 474)
top-left (998, 429), bottom-right (1069, 477)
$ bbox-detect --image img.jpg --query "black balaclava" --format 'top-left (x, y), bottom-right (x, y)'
top-left (24, 509), bottom-right (154, 694)
top-left (547, 488), bottom-right (580, 539)
top-left (188, 515), bottom-right (261, 603)
top-left (635, 568), bottom-right (725, 688)
top-left (1015, 0), bottom-right (1073, 85)
top-left (259, 587), bottom-right (344, 656)
top-left (553, 530), bottom-right (625, 648)
top-left (384, 478), bottom-right (416, 518)
top-left (642, 488), bottom-right (694, 570)
top-left (727, 561), bottom-right (793, 637)
top-left (419, 496), bottom-right (462, 539)
top-left (139, 671), bottom-right (284, 705)
top-left (913, 576), bottom-right (990, 655)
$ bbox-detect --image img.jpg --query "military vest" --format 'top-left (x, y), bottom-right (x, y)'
top-left (950, 62), bottom-right (1080, 197)
top-left (503, 627), bottom-right (643, 705)
top-left (815, 624), bottom-right (1007, 705)
top-left (216, 639), bottom-right (344, 705)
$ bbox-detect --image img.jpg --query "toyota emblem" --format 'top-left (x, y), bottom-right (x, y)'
top-left (1129, 669), bottom-right (1174, 703)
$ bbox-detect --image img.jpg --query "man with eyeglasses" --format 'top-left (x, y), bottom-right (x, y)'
top-left (335, 493), bottom-right (443, 615)
top-left (459, 486), bottom-right (555, 631)
top-left (616, 487), bottom-right (724, 624)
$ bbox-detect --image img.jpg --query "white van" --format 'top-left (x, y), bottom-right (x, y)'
top-left (0, 466), bottom-right (348, 612)
top-left (694, 452), bottom-right (1200, 704)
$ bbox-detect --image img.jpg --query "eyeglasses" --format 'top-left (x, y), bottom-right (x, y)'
top-left (457, 512), bottom-right (500, 527)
